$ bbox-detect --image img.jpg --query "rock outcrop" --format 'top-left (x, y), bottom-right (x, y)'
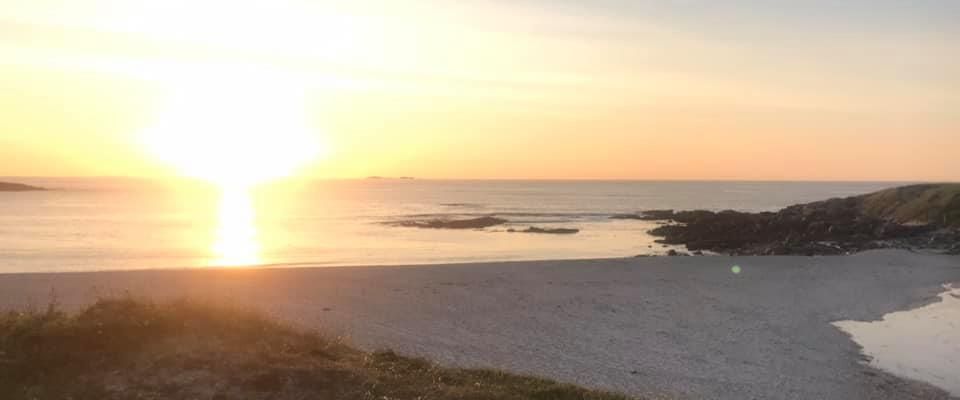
top-left (385, 216), bottom-right (507, 230)
top-left (638, 184), bottom-right (960, 255)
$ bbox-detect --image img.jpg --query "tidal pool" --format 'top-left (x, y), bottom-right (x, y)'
top-left (833, 284), bottom-right (960, 396)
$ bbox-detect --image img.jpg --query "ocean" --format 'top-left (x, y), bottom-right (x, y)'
top-left (0, 178), bottom-right (906, 273)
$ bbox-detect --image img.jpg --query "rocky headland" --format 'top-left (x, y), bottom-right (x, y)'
top-left (620, 184), bottom-right (960, 255)
top-left (0, 181), bottom-right (45, 192)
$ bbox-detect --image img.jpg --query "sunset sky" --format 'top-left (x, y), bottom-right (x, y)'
top-left (1, 0), bottom-right (958, 181)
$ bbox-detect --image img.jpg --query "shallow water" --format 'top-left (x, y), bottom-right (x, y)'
top-left (0, 178), bottom-right (903, 273)
top-left (833, 284), bottom-right (960, 395)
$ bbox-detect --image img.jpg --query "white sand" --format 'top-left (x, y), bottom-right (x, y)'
top-left (0, 249), bottom-right (957, 400)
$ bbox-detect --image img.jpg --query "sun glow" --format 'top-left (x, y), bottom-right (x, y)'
top-left (212, 184), bottom-right (261, 266)
top-left (140, 69), bottom-right (328, 266)
top-left (141, 70), bottom-right (326, 186)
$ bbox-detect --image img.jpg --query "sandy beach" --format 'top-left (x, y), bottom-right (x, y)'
top-left (0, 250), bottom-right (957, 400)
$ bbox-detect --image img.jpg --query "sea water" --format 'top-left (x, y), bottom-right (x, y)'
top-left (0, 178), bottom-right (904, 273)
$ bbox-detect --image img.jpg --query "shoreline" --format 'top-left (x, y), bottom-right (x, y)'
top-left (4, 247), bottom-right (950, 277)
top-left (1, 250), bottom-right (957, 399)
top-left (0, 254), bottom-right (650, 276)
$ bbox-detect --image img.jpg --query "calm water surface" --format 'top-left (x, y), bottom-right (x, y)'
top-left (833, 285), bottom-right (960, 396)
top-left (0, 178), bottom-right (905, 273)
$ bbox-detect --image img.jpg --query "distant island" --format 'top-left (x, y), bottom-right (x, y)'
top-left (619, 184), bottom-right (960, 255)
top-left (366, 176), bottom-right (415, 180)
top-left (0, 181), bottom-right (46, 192)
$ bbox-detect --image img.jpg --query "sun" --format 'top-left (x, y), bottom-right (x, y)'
top-left (141, 70), bottom-right (327, 187)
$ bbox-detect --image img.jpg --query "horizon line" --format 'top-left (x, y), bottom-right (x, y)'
top-left (2, 175), bottom-right (954, 184)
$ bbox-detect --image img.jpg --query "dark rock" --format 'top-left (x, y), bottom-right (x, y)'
top-left (611, 210), bottom-right (676, 220)
top-left (507, 226), bottom-right (580, 235)
top-left (385, 216), bottom-right (507, 230)
top-left (440, 203), bottom-right (483, 208)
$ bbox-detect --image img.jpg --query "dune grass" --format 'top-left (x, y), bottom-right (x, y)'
top-left (0, 297), bottom-right (634, 400)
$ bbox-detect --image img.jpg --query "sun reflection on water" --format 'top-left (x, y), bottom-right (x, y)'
top-left (211, 184), bottom-right (261, 266)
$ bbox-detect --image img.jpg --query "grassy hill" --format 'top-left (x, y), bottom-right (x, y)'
top-left (860, 184), bottom-right (960, 228)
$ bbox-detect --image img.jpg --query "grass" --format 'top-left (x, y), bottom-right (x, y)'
top-left (0, 297), bottom-right (634, 400)
top-left (861, 183), bottom-right (960, 227)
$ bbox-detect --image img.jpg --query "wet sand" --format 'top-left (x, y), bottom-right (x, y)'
top-left (0, 250), bottom-right (957, 399)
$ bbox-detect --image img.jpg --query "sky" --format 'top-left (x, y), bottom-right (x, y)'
top-left (1, 0), bottom-right (958, 181)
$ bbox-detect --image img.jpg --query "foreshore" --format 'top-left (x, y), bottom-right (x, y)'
top-left (1, 250), bottom-right (957, 400)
